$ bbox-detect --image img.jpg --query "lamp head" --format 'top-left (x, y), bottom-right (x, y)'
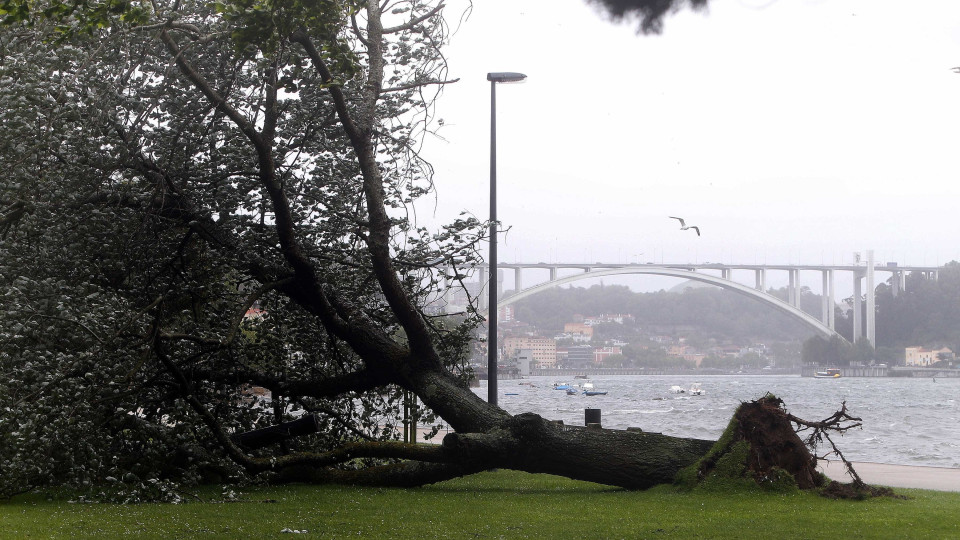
top-left (487, 72), bottom-right (527, 83)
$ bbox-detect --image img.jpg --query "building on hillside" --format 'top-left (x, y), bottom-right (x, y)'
top-left (563, 322), bottom-right (593, 340)
top-left (593, 346), bottom-right (622, 364)
top-left (904, 346), bottom-right (954, 367)
top-left (553, 331), bottom-right (591, 343)
top-left (583, 313), bottom-right (634, 325)
top-left (500, 319), bottom-right (535, 337)
top-left (503, 336), bottom-right (557, 368)
top-left (710, 345), bottom-right (743, 358)
top-left (682, 353), bottom-right (706, 367)
top-left (564, 345), bottom-right (594, 369)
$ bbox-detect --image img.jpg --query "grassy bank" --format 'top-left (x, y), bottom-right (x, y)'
top-left (2, 470), bottom-right (957, 539)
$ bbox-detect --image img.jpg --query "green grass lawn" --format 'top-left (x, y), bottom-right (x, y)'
top-left (2, 470), bottom-right (957, 539)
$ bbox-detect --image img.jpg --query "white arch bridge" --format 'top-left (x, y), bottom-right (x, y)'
top-left (456, 253), bottom-right (939, 345)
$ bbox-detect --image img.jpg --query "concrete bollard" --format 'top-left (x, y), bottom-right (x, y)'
top-left (585, 408), bottom-right (601, 427)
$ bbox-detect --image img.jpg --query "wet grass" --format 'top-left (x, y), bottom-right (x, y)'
top-left (2, 470), bottom-right (958, 539)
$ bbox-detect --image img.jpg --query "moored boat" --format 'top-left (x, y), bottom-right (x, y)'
top-left (689, 382), bottom-right (705, 396)
top-left (814, 368), bottom-right (842, 378)
top-left (581, 382), bottom-right (608, 396)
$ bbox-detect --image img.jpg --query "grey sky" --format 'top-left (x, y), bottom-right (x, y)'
top-left (418, 1), bottom-right (960, 293)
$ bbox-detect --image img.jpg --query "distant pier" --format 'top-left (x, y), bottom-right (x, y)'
top-left (473, 366), bottom-right (960, 378)
top-left (800, 366), bottom-right (957, 378)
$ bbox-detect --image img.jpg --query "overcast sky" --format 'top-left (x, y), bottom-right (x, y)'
top-left (416, 1), bottom-right (960, 293)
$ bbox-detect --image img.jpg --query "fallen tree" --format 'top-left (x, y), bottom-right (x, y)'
top-left (0, 0), bottom-right (871, 499)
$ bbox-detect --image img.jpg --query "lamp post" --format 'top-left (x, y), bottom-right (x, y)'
top-left (486, 71), bottom-right (526, 407)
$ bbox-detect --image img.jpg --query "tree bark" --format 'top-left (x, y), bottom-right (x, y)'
top-left (444, 413), bottom-right (716, 489)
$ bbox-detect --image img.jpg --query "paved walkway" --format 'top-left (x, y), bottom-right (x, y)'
top-left (819, 460), bottom-right (960, 492)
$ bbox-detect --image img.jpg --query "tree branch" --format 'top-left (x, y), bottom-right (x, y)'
top-left (382, 3), bottom-right (445, 34)
top-left (381, 77), bottom-right (459, 94)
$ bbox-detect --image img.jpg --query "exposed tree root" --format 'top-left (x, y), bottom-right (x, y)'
top-left (678, 394), bottom-right (900, 499)
top-left (786, 400), bottom-right (864, 488)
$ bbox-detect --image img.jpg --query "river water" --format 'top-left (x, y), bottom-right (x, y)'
top-left (472, 375), bottom-right (960, 468)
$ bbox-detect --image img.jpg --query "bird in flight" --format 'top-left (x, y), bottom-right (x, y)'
top-left (669, 216), bottom-right (700, 236)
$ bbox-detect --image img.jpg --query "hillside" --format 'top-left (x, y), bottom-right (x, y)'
top-left (508, 283), bottom-right (824, 343)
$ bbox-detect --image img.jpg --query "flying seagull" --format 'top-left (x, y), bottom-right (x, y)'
top-left (669, 216), bottom-right (700, 236)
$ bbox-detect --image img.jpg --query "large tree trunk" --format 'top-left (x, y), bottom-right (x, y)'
top-left (443, 413), bottom-right (716, 489)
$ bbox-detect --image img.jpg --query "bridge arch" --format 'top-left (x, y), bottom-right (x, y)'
top-left (496, 266), bottom-right (843, 341)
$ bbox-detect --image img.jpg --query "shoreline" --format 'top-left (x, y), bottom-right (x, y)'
top-left (817, 460), bottom-right (959, 492)
top-left (515, 369), bottom-right (960, 379)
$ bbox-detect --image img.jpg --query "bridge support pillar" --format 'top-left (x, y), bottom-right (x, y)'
top-left (514, 267), bottom-right (523, 292)
top-left (788, 269), bottom-right (799, 307)
top-left (821, 269), bottom-right (835, 328)
top-left (866, 250), bottom-right (875, 346)
top-left (853, 271), bottom-right (863, 343)
top-left (788, 271), bottom-right (795, 305)
top-left (794, 269), bottom-right (802, 308)
top-left (549, 266), bottom-right (558, 281)
top-left (755, 269), bottom-right (766, 291)
top-left (478, 266), bottom-right (488, 310)
top-left (891, 270), bottom-right (900, 297)
top-left (722, 268), bottom-right (731, 280)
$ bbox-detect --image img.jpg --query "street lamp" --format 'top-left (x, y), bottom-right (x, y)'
top-left (487, 71), bottom-right (526, 407)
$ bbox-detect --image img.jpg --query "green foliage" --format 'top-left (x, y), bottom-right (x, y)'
top-left (0, 0), bottom-right (475, 499)
top-left (699, 352), bottom-right (765, 370)
top-left (801, 335), bottom-right (874, 366)
top-left (874, 262), bottom-right (960, 351)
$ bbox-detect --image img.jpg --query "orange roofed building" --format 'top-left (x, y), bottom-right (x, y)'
top-left (904, 346), bottom-right (953, 367)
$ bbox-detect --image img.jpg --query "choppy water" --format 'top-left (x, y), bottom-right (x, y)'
top-left (473, 375), bottom-right (960, 468)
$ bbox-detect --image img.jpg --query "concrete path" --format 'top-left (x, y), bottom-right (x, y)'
top-left (819, 460), bottom-right (960, 492)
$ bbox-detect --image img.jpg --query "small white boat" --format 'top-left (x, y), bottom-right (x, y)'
top-left (814, 368), bottom-right (842, 379)
top-left (669, 385), bottom-right (686, 394)
top-left (689, 382), bottom-right (705, 396)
